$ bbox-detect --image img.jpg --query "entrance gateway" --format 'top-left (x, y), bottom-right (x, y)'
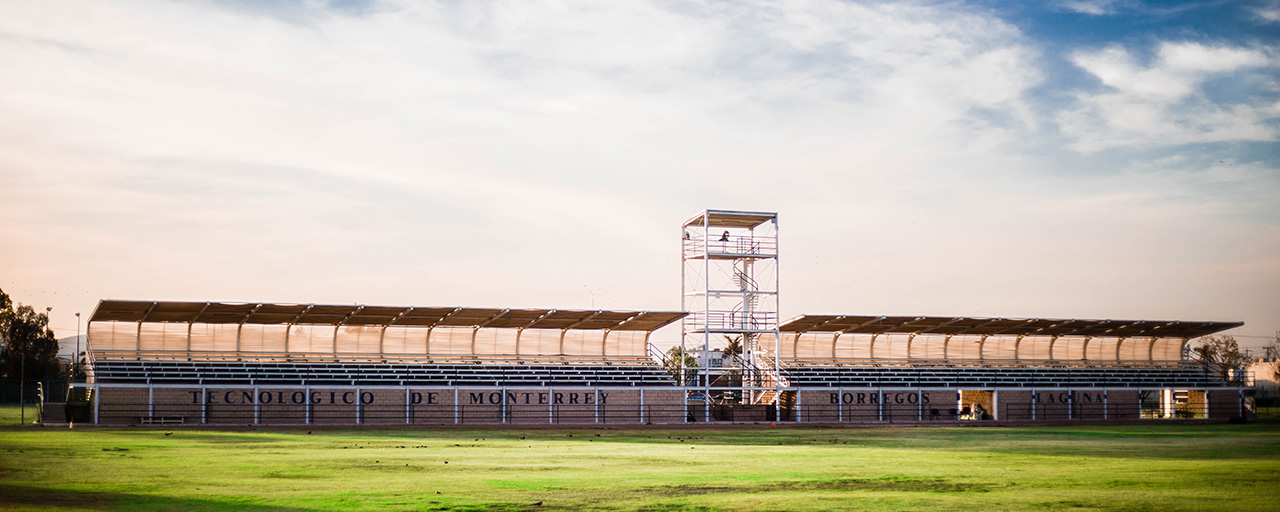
top-left (68, 209), bottom-right (1248, 425)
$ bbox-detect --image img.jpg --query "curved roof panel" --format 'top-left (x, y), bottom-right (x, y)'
top-left (89, 300), bottom-right (685, 332)
top-left (779, 314), bottom-right (1241, 339)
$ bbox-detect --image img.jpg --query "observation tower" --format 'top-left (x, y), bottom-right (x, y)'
top-left (680, 210), bottom-right (785, 419)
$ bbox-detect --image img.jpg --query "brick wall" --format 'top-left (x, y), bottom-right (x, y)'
top-left (97, 387), bottom-right (148, 425)
top-left (1108, 389), bottom-right (1140, 420)
top-left (1033, 390), bottom-right (1073, 421)
top-left (999, 390), bottom-right (1033, 421)
top-left (1207, 389), bottom-right (1240, 419)
top-left (1073, 390), bottom-right (1108, 420)
top-left (881, 389), bottom-right (922, 422)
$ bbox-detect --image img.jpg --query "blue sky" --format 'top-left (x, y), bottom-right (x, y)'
top-left (1, 0), bottom-right (1276, 350)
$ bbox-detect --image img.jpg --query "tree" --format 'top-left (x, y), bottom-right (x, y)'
top-left (663, 346), bottom-right (698, 385)
top-left (1190, 335), bottom-right (1249, 384)
top-left (0, 288), bottom-right (61, 381)
top-left (721, 335), bottom-right (743, 362)
top-left (0, 288), bottom-right (11, 338)
top-left (719, 335), bottom-right (747, 388)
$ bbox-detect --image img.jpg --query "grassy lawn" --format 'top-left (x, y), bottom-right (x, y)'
top-left (0, 414), bottom-right (1277, 511)
top-left (0, 403), bottom-right (41, 427)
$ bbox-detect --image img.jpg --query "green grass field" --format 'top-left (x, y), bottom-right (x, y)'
top-left (0, 403), bottom-right (43, 427)
top-left (1, 407), bottom-right (1277, 511)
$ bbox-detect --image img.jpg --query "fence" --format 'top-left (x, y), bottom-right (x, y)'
top-left (0, 379), bottom-right (69, 403)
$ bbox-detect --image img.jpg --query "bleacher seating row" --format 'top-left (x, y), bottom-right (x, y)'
top-left (780, 363), bottom-right (1225, 388)
top-left (90, 358), bottom-right (1226, 389)
top-left (91, 360), bottom-right (676, 386)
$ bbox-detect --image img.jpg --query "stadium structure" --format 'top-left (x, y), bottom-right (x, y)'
top-left (69, 210), bottom-right (1249, 426)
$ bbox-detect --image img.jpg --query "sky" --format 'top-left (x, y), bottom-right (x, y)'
top-left (1, 0), bottom-right (1277, 351)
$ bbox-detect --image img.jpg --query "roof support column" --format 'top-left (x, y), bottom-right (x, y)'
top-left (283, 304), bottom-right (313, 360)
top-left (135, 301), bottom-right (157, 356)
top-left (332, 306), bottom-right (363, 361)
top-left (1082, 336), bottom-right (1093, 361)
top-left (869, 333), bottom-right (879, 360)
top-left (1115, 337), bottom-right (1126, 361)
top-left (333, 324), bottom-right (340, 360)
top-left (186, 302), bottom-right (210, 362)
top-left (1147, 337), bottom-right (1158, 362)
top-left (378, 326), bottom-right (387, 362)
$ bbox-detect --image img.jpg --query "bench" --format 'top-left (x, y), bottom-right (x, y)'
top-left (140, 416), bottom-right (185, 425)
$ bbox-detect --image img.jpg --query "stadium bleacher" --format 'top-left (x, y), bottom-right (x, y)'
top-left (91, 359), bottom-right (676, 387)
top-left (779, 361), bottom-right (1223, 388)
top-left (76, 299), bottom-right (1248, 425)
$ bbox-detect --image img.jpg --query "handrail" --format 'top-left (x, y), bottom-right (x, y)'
top-left (647, 343), bottom-right (670, 368)
top-left (743, 354), bottom-right (788, 388)
top-left (1194, 359), bottom-right (1253, 385)
top-left (682, 234), bottom-right (777, 257)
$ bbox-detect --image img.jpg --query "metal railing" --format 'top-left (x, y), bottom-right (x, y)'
top-left (683, 311), bottom-right (778, 332)
top-left (682, 235), bottom-right (777, 257)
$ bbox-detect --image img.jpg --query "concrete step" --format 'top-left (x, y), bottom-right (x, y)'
top-left (41, 403), bottom-right (67, 424)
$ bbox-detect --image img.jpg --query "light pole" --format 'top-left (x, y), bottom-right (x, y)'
top-left (19, 348), bottom-right (24, 425)
top-left (46, 307), bottom-right (52, 386)
top-left (75, 312), bottom-right (81, 372)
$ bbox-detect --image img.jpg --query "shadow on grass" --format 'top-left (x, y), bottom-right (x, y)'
top-left (0, 484), bottom-right (319, 512)
top-left (0, 484), bottom-right (543, 512)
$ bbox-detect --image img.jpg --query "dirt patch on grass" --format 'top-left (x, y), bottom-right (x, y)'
top-left (648, 476), bottom-right (992, 496)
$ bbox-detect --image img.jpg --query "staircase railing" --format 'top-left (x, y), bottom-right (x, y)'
top-left (1195, 359), bottom-right (1253, 386)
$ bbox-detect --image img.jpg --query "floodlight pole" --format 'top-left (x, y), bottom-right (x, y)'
top-left (75, 312), bottom-right (81, 370)
top-left (19, 354), bottom-right (24, 425)
top-left (46, 307), bottom-right (52, 406)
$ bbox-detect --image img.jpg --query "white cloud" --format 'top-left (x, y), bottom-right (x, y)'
top-left (1057, 41), bottom-right (1279, 151)
top-left (0, 0), bottom-right (1041, 321)
top-left (1254, 1), bottom-right (1280, 23)
top-left (1058, 0), bottom-right (1121, 15)
top-left (0, 0), bottom-right (1276, 345)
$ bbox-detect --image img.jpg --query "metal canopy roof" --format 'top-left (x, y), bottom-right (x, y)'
top-left (778, 314), bottom-right (1241, 339)
top-left (683, 209), bottom-right (777, 229)
top-left (89, 300), bottom-right (686, 332)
